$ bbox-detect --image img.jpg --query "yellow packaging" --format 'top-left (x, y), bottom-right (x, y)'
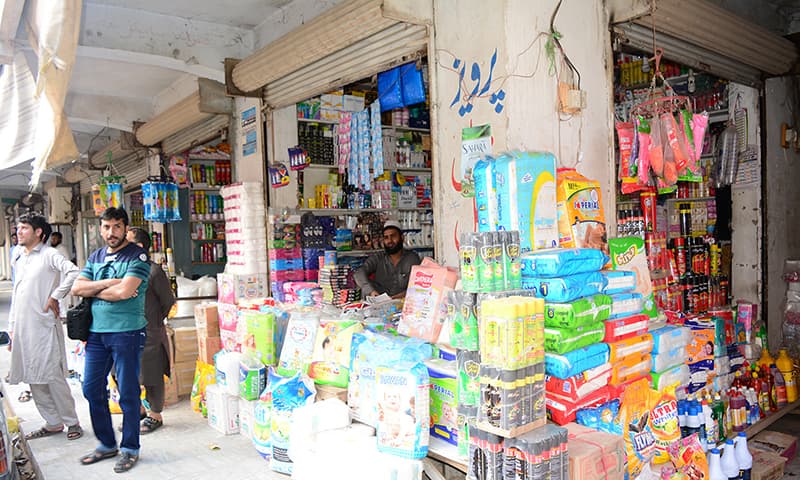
top-left (556, 168), bottom-right (608, 255)
top-left (610, 353), bottom-right (652, 384)
top-left (619, 378), bottom-right (657, 479)
top-left (649, 384), bottom-right (680, 464)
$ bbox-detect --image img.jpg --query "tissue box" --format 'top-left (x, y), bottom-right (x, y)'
top-left (206, 384), bottom-right (240, 435)
top-left (217, 272), bottom-right (267, 305)
top-left (566, 423), bottom-right (626, 480)
top-left (194, 303), bottom-right (220, 337)
top-left (750, 449), bottom-right (787, 480)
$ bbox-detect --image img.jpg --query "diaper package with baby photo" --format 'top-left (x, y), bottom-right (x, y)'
top-left (425, 358), bottom-right (459, 446)
top-left (307, 320), bottom-right (364, 388)
top-left (400, 258), bottom-right (458, 343)
top-left (375, 362), bottom-right (430, 459)
top-left (276, 310), bottom-right (320, 377)
top-left (608, 237), bottom-right (658, 318)
top-left (556, 168), bottom-right (609, 255)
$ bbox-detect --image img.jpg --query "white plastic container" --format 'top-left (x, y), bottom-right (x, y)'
top-left (216, 351), bottom-right (243, 396)
top-left (734, 432), bottom-right (753, 480)
top-left (708, 448), bottom-right (727, 480)
top-left (720, 439), bottom-right (740, 480)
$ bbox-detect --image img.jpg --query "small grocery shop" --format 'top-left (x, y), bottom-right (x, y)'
top-left (24, 0), bottom-right (800, 479)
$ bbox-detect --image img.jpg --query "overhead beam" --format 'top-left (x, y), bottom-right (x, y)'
top-left (79, 3), bottom-right (254, 74)
top-left (75, 45), bottom-right (225, 82)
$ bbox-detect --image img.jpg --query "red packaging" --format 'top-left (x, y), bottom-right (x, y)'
top-left (546, 385), bottom-right (611, 425)
top-left (545, 362), bottom-right (612, 403)
top-left (603, 313), bottom-right (649, 342)
top-left (641, 191), bottom-right (657, 233)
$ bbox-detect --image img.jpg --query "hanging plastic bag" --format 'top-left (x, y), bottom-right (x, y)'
top-left (637, 116), bottom-right (653, 185)
top-left (190, 360), bottom-right (217, 417)
top-left (691, 112), bottom-right (710, 161)
top-left (661, 113), bottom-right (690, 174)
top-left (715, 122), bottom-right (739, 187)
top-left (659, 114), bottom-right (679, 186)
top-left (616, 121), bottom-right (635, 178)
top-left (649, 115), bottom-right (665, 178)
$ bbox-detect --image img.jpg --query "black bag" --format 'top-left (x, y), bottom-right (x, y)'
top-left (66, 298), bottom-right (92, 341)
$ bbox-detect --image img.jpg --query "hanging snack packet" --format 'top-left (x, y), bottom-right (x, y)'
top-left (661, 113), bottom-right (690, 173)
top-left (649, 115), bottom-right (665, 177)
top-left (618, 378), bottom-right (657, 479)
top-left (679, 110), bottom-right (696, 167)
top-left (636, 117), bottom-right (652, 184)
top-left (616, 122), bottom-right (635, 179)
top-left (691, 112), bottom-right (710, 162)
top-left (666, 434), bottom-right (709, 480)
top-left (649, 383), bottom-right (680, 464)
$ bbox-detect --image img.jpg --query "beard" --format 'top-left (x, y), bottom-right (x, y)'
top-left (384, 241), bottom-right (403, 255)
top-left (106, 236), bottom-right (124, 248)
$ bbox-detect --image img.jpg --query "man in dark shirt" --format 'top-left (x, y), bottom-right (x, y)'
top-left (354, 220), bottom-right (421, 299)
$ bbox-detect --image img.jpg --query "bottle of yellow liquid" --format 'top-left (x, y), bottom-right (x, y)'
top-left (758, 347), bottom-right (776, 369)
top-left (776, 349), bottom-right (797, 403)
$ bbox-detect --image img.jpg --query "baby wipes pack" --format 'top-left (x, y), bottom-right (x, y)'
top-left (375, 362), bottom-right (430, 459)
top-left (601, 270), bottom-right (637, 294)
top-left (519, 248), bottom-right (608, 277)
top-left (556, 168), bottom-right (608, 255)
top-left (522, 271), bottom-right (607, 303)
top-left (608, 237), bottom-right (658, 318)
top-left (544, 322), bottom-right (605, 355)
top-left (494, 151), bottom-right (558, 252)
top-left (425, 358), bottom-right (459, 446)
top-left (544, 294), bottom-right (613, 329)
top-left (545, 343), bottom-right (609, 379)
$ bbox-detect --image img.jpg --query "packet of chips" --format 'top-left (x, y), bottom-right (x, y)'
top-left (666, 433), bottom-right (709, 480)
top-left (649, 383), bottom-right (680, 464)
top-left (618, 377), bottom-right (657, 479)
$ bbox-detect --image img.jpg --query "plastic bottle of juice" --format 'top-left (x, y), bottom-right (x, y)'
top-left (776, 349), bottom-right (797, 402)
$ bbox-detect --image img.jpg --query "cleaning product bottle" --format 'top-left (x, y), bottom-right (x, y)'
top-left (708, 448), bottom-right (728, 480)
top-left (771, 363), bottom-right (788, 408)
top-left (747, 387), bottom-right (760, 425)
top-left (757, 346), bottom-right (775, 369)
top-left (734, 432), bottom-right (753, 480)
top-left (776, 349), bottom-right (797, 402)
top-left (721, 439), bottom-right (740, 480)
top-left (686, 403), bottom-right (701, 439)
top-left (703, 399), bottom-right (717, 445)
top-left (713, 393), bottom-right (726, 441)
top-left (763, 365), bottom-right (777, 412)
top-left (678, 397), bottom-right (688, 437)
top-left (757, 372), bottom-right (771, 416)
top-left (729, 389), bottom-right (745, 432)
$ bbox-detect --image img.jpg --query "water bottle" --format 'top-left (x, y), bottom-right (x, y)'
top-left (734, 432), bottom-right (753, 480)
top-left (721, 439), bottom-right (740, 480)
top-left (708, 448), bottom-right (728, 480)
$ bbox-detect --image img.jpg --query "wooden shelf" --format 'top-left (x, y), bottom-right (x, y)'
top-left (190, 185), bottom-right (224, 190)
top-left (665, 196), bottom-right (716, 204)
top-left (382, 125), bottom-right (430, 133)
top-left (187, 155), bottom-right (231, 161)
top-left (299, 207), bottom-right (432, 215)
top-left (297, 117), bottom-right (338, 125)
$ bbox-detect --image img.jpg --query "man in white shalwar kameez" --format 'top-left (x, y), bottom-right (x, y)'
top-left (8, 214), bottom-right (83, 440)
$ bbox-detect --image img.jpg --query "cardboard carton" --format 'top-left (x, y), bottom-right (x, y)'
top-left (217, 272), bottom-right (267, 305)
top-left (566, 423), bottom-right (625, 480)
top-left (197, 335), bottom-right (221, 365)
top-left (206, 384), bottom-right (240, 435)
top-left (751, 430), bottom-right (798, 461)
top-left (750, 448), bottom-right (787, 480)
top-left (174, 360), bottom-right (197, 396)
top-left (172, 326), bottom-right (199, 364)
top-left (194, 303), bottom-right (220, 337)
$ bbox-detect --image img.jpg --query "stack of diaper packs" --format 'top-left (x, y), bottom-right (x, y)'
top-left (599, 268), bottom-right (654, 399)
top-left (649, 325), bottom-right (691, 391)
top-left (520, 248), bottom-right (614, 425)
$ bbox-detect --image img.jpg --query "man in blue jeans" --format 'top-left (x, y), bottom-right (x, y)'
top-left (71, 208), bottom-right (149, 473)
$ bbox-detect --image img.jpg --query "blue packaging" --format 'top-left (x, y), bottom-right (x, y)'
top-left (376, 362), bottom-right (430, 459)
top-left (473, 157), bottom-right (497, 232)
top-left (522, 271), bottom-right (607, 303)
top-left (378, 67), bottom-right (403, 111)
top-left (601, 270), bottom-right (637, 294)
top-left (400, 62), bottom-right (426, 106)
top-left (493, 151), bottom-right (558, 252)
top-left (608, 292), bottom-right (644, 319)
top-left (545, 343), bottom-right (609, 379)
top-left (519, 248), bottom-right (608, 277)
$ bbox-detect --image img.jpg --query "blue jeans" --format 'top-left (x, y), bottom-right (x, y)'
top-left (82, 328), bottom-right (146, 456)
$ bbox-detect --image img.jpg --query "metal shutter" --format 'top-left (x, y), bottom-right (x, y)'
top-left (161, 115), bottom-right (230, 157)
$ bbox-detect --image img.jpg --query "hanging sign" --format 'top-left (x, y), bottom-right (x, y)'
top-left (460, 124), bottom-right (492, 198)
top-left (269, 163), bottom-right (291, 188)
top-left (288, 147), bottom-right (310, 170)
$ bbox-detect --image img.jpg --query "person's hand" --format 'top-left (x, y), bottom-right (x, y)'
top-left (44, 297), bottom-right (60, 319)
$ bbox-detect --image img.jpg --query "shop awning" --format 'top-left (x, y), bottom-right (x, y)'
top-left (135, 79), bottom-right (232, 147)
top-left (230, 0), bottom-right (431, 109)
top-left (161, 114), bottom-right (230, 157)
top-left (610, 0), bottom-right (798, 84)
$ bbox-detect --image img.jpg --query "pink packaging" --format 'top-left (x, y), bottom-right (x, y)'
top-left (399, 258), bottom-right (458, 342)
top-left (217, 303), bottom-right (242, 352)
top-left (268, 270), bottom-right (305, 282)
top-left (217, 272), bottom-right (267, 305)
top-left (268, 247), bottom-right (302, 260)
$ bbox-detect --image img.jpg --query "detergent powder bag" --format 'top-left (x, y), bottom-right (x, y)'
top-left (609, 237), bottom-right (659, 319)
top-left (649, 384), bottom-right (680, 464)
top-left (556, 168), bottom-right (608, 256)
top-left (619, 378), bottom-right (657, 479)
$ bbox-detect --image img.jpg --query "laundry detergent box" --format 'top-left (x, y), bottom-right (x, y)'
top-left (493, 151), bottom-right (558, 252)
top-left (608, 237), bottom-right (659, 318)
top-left (556, 168), bottom-right (608, 255)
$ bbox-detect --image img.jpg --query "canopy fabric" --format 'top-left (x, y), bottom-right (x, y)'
top-left (0, 53), bottom-right (37, 171)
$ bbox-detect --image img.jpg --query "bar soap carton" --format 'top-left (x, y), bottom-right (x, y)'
top-left (494, 151), bottom-right (558, 252)
top-left (556, 168), bottom-right (609, 255)
top-left (399, 258), bottom-right (458, 343)
top-left (566, 422), bottom-right (626, 480)
top-left (608, 237), bottom-right (659, 318)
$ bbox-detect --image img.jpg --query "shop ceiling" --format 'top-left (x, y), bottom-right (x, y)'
top-left (0, 0), bottom-right (798, 198)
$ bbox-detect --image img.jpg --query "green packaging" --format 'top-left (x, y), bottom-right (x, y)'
top-left (608, 236), bottom-right (659, 319)
top-left (505, 231), bottom-right (522, 289)
top-left (477, 233), bottom-right (493, 292)
top-left (544, 294), bottom-right (613, 329)
top-left (456, 350), bottom-right (481, 408)
top-left (426, 359), bottom-right (459, 446)
top-left (491, 232), bottom-right (504, 291)
top-left (459, 232), bottom-right (480, 292)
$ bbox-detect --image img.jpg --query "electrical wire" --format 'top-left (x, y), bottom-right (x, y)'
top-left (85, 127), bottom-right (109, 169)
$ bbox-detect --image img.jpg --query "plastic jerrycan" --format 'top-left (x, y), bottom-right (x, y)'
top-left (708, 448), bottom-right (727, 480)
top-left (734, 432), bottom-right (753, 480)
top-left (720, 439), bottom-right (740, 480)
top-left (776, 349), bottom-right (798, 403)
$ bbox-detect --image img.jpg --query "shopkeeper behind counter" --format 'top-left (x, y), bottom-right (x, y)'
top-left (354, 220), bottom-right (422, 299)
